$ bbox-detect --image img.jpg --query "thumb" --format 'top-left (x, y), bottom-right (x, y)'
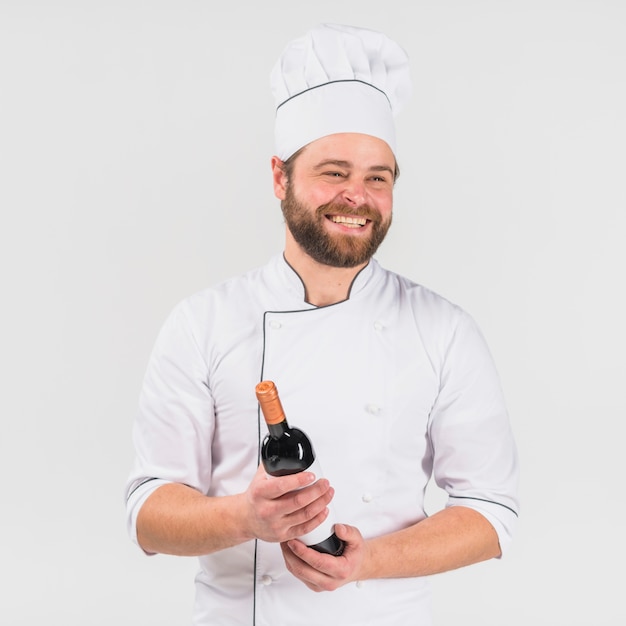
top-left (333, 523), bottom-right (358, 542)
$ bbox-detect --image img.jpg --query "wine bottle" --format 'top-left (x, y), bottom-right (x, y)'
top-left (255, 380), bottom-right (345, 556)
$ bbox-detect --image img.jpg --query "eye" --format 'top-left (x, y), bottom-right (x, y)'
top-left (369, 174), bottom-right (391, 186)
top-left (324, 171), bottom-right (345, 178)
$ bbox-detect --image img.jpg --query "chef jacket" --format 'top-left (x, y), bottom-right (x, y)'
top-left (125, 253), bottom-right (519, 626)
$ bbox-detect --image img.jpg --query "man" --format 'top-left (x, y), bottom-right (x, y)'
top-left (125, 23), bottom-right (519, 625)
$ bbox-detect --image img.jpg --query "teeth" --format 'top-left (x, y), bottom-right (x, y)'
top-left (330, 215), bottom-right (367, 226)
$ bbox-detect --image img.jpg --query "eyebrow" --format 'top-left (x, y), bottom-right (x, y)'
top-left (313, 159), bottom-right (395, 177)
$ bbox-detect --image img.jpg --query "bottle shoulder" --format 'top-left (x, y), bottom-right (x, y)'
top-left (261, 426), bottom-right (316, 475)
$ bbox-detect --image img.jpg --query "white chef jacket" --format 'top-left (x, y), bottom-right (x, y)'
top-left (125, 253), bottom-right (519, 626)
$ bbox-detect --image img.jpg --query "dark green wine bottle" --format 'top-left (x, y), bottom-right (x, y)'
top-left (256, 380), bottom-right (344, 556)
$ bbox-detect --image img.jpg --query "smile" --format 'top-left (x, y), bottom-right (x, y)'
top-left (327, 215), bottom-right (368, 228)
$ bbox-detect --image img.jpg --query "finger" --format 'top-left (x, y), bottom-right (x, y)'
top-left (257, 471), bottom-right (318, 500)
top-left (286, 537), bottom-right (341, 574)
top-left (281, 540), bottom-right (323, 580)
top-left (333, 523), bottom-right (356, 542)
top-left (284, 502), bottom-right (331, 539)
top-left (331, 524), bottom-right (365, 563)
top-left (282, 540), bottom-right (347, 591)
top-left (288, 525), bottom-right (360, 573)
top-left (280, 543), bottom-right (325, 592)
top-left (280, 480), bottom-right (333, 515)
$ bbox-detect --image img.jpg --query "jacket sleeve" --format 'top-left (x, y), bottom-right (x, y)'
top-left (124, 298), bottom-right (216, 550)
top-left (428, 309), bottom-right (520, 555)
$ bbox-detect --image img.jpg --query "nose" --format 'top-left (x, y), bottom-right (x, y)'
top-left (341, 180), bottom-right (367, 207)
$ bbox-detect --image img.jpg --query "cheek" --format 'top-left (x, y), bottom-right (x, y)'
top-left (306, 188), bottom-right (340, 211)
top-left (373, 192), bottom-right (393, 217)
top-left (314, 183), bottom-right (344, 202)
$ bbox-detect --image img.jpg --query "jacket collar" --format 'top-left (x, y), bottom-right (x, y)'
top-left (271, 253), bottom-right (379, 307)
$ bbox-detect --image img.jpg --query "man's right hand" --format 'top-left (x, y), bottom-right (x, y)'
top-left (243, 463), bottom-right (336, 544)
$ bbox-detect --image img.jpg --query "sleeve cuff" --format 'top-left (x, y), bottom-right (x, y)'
top-left (125, 478), bottom-right (172, 555)
top-left (446, 496), bottom-right (519, 557)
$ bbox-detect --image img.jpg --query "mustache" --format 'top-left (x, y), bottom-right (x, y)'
top-left (316, 201), bottom-right (381, 222)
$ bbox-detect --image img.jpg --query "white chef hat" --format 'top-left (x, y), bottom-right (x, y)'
top-left (271, 23), bottom-right (412, 160)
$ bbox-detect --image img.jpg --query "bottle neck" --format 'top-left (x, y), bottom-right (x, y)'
top-left (267, 419), bottom-right (289, 438)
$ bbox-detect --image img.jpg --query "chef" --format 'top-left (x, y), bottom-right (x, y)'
top-left (125, 23), bottom-right (520, 626)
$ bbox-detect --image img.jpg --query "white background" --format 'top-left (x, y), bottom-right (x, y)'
top-left (1, 1), bottom-right (624, 624)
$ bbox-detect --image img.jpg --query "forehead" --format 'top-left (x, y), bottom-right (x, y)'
top-left (296, 133), bottom-right (396, 170)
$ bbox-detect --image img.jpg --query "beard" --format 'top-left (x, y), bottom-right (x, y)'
top-left (281, 185), bottom-right (392, 268)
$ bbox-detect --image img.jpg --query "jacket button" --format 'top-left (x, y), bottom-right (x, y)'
top-left (373, 321), bottom-right (384, 331)
top-left (268, 320), bottom-right (282, 329)
top-left (260, 575), bottom-right (273, 586)
top-left (361, 493), bottom-right (373, 503)
top-left (365, 403), bottom-right (381, 416)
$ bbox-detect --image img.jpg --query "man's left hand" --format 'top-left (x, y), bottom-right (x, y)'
top-left (280, 523), bottom-right (367, 592)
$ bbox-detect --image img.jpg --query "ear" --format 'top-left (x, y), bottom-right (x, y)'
top-left (271, 156), bottom-right (288, 200)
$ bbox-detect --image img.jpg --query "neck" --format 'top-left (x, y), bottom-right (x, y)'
top-left (284, 235), bottom-right (367, 307)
